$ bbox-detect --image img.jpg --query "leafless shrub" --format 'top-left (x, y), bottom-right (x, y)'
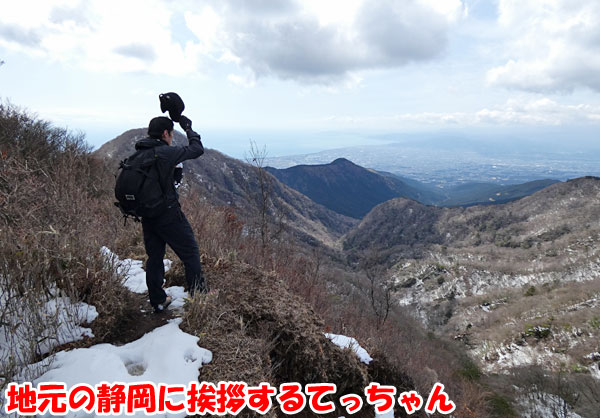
top-left (509, 366), bottom-right (600, 417)
top-left (359, 253), bottom-right (393, 330)
top-left (0, 103), bottom-right (130, 389)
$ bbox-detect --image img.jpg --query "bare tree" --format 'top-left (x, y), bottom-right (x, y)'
top-left (513, 365), bottom-right (600, 417)
top-left (303, 248), bottom-right (323, 302)
top-left (360, 251), bottom-right (393, 330)
top-left (246, 140), bottom-right (271, 248)
top-left (243, 139), bottom-right (286, 265)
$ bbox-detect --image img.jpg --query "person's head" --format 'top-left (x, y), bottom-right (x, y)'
top-left (148, 116), bottom-right (174, 145)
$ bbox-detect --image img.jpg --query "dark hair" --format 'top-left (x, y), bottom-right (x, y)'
top-left (148, 116), bottom-right (174, 139)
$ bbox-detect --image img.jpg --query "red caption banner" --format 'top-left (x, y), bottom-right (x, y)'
top-left (4, 381), bottom-right (455, 415)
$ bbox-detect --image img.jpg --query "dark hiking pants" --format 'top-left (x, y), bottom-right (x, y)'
top-left (142, 206), bottom-right (204, 307)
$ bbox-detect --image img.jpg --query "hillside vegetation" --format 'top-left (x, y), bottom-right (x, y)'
top-left (1, 105), bottom-right (494, 417)
top-left (344, 182), bottom-right (600, 416)
top-left (0, 103), bottom-right (133, 385)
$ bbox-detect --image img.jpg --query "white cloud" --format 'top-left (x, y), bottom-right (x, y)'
top-left (487, 0), bottom-right (600, 93)
top-left (301, 0), bottom-right (363, 26)
top-left (0, 0), bottom-right (201, 75)
top-left (0, 23), bottom-right (42, 47)
top-left (418, 0), bottom-right (467, 23)
top-left (0, 0), bottom-right (466, 83)
top-left (321, 98), bottom-right (600, 128)
top-left (113, 43), bottom-right (157, 62)
top-left (203, 0), bottom-right (466, 83)
top-left (183, 7), bottom-right (222, 55)
top-left (227, 73), bottom-right (256, 88)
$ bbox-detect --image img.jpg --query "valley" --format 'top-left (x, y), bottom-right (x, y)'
top-left (95, 128), bottom-right (600, 416)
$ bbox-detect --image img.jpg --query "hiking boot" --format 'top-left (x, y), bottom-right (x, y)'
top-left (153, 296), bottom-right (172, 313)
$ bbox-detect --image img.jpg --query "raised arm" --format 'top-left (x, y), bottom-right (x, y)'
top-left (164, 116), bottom-right (204, 166)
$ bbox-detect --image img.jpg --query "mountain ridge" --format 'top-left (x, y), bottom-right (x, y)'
top-left (94, 128), bottom-right (357, 247)
top-left (344, 176), bottom-right (600, 261)
top-left (266, 158), bottom-right (438, 219)
top-left (341, 176), bottom-right (600, 398)
top-left (266, 157), bottom-right (559, 219)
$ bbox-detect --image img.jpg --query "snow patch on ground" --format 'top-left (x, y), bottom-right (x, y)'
top-left (32, 319), bottom-right (211, 385)
top-left (394, 263), bottom-right (600, 307)
top-left (325, 333), bottom-right (373, 364)
top-left (101, 247), bottom-right (190, 314)
top-left (37, 297), bottom-right (98, 355)
top-left (0, 294), bottom-right (97, 369)
top-left (475, 342), bottom-right (570, 374)
top-left (24, 319), bottom-right (211, 417)
top-left (100, 246), bottom-right (172, 294)
top-left (165, 286), bottom-right (189, 313)
top-left (517, 391), bottom-right (582, 418)
top-left (589, 363), bottom-right (600, 380)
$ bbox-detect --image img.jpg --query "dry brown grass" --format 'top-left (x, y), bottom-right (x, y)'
top-left (180, 255), bottom-right (377, 417)
top-left (1, 103), bottom-right (495, 415)
top-left (173, 189), bottom-right (492, 415)
top-left (0, 104), bottom-right (134, 388)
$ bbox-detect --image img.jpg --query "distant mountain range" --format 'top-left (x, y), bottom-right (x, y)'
top-left (266, 158), bottom-right (438, 218)
top-left (267, 158), bottom-right (559, 218)
top-left (97, 130), bottom-right (560, 227)
top-left (266, 137), bottom-right (600, 187)
top-left (342, 175), bottom-right (600, 266)
top-left (433, 179), bottom-right (559, 207)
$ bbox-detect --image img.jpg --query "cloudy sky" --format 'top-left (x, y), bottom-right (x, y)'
top-left (1, 0), bottom-right (599, 157)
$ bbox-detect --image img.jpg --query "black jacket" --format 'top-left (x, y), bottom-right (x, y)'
top-left (134, 129), bottom-right (204, 207)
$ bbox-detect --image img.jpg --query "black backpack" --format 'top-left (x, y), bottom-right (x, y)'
top-left (114, 150), bottom-right (167, 221)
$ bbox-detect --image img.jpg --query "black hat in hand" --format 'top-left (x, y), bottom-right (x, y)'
top-left (159, 92), bottom-right (185, 122)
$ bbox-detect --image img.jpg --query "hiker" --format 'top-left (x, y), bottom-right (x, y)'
top-left (135, 115), bottom-right (207, 312)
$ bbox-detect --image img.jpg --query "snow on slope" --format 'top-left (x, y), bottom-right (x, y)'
top-left (100, 246), bottom-right (172, 294)
top-left (100, 247), bottom-right (187, 313)
top-left (325, 333), bottom-right (373, 364)
top-left (29, 319), bottom-right (211, 418)
top-left (3, 248), bottom-right (393, 417)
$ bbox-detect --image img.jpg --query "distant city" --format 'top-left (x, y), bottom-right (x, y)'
top-left (266, 138), bottom-right (600, 188)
